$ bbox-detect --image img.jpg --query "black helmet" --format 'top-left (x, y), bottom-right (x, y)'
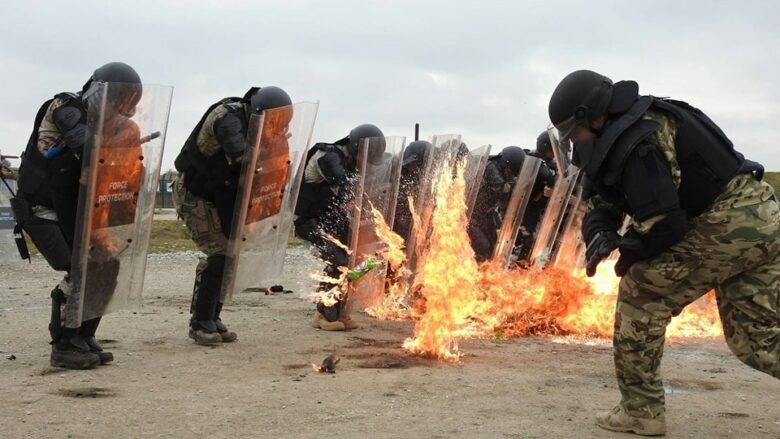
top-left (499, 146), bottom-right (526, 175)
top-left (535, 130), bottom-right (552, 158)
top-left (548, 70), bottom-right (613, 141)
top-left (83, 62), bottom-right (142, 116)
top-left (548, 69), bottom-right (640, 142)
top-left (403, 140), bottom-right (431, 166)
top-left (342, 124), bottom-right (385, 164)
top-left (246, 86), bottom-right (292, 114)
top-left (93, 62), bottom-right (141, 84)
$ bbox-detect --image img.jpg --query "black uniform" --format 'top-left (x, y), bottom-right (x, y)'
top-left (294, 142), bottom-right (356, 321)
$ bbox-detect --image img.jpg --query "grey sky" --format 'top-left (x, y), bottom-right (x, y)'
top-left (2, 0), bottom-right (779, 171)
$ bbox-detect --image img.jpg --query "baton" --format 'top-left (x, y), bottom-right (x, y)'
top-left (140, 131), bottom-right (161, 144)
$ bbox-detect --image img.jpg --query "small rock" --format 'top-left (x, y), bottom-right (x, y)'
top-left (7, 354), bottom-right (16, 360)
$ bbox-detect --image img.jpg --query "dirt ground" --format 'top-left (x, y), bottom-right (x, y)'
top-left (1, 245), bottom-right (779, 439)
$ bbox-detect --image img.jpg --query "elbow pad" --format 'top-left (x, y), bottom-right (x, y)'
top-left (213, 113), bottom-right (247, 159)
top-left (53, 105), bottom-right (87, 153)
top-left (317, 152), bottom-right (348, 186)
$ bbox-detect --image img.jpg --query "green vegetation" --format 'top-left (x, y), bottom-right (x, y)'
top-left (764, 172), bottom-right (780, 195)
top-left (148, 220), bottom-right (197, 253)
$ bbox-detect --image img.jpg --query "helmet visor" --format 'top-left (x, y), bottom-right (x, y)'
top-left (553, 116), bottom-right (578, 142)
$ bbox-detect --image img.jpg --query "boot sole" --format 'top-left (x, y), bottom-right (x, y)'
top-left (596, 422), bottom-right (666, 436)
top-left (50, 354), bottom-right (100, 370)
top-left (97, 352), bottom-right (114, 364)
top-left (219, 333), bottom-right (238, 343)
top-left (188, 333), bottom-right (222, 345)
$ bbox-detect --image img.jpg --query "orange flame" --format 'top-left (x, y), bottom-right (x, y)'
top-left (360, 156), bottom-right (725, 361)
top-left (365, 202), bottom-right (412, 320)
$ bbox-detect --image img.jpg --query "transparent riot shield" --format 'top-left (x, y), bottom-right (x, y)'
top-left (552, 185), bottom-right (586, 270)
top-left (548, 124), bottom-right (574, 177)
top-left (0, 179), bottom-right (17, 263)
top-left (220, 102), bottom-right (319, 302)
top-left (463, 144), bottom-right (492, 222)
top-left (528, 164), bottom-right (581, 268)
top-left (396, 140), bottom-right (435, 277)
top-left (66, 82), bottom-right (173, 327)
top-left (492, 156), bottom-right (542, 268)
top-left (347, 136), bottom-right (405, 311)
top-left (400, 134), bottom-right (462, 294)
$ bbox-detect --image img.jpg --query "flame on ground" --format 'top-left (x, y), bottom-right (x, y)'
top-left (367, 158), bottom-right (723, 361)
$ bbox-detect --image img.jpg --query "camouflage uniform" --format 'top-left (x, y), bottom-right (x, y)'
top-left (171, 176), bottom-right (228, 312)
top-left (172, 105), bottom-right (231, 317)
top-left (602, 110), bottom-right (780, 419)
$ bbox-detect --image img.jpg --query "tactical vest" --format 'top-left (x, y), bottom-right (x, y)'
top-left (17, 93), bottom-right (83, 208)
top-left (174, 97), bottom-right (246, 202)
top-left (294, 143), bottom-right (348, 219)
top-left (590, 96), bottom-right (761, 219)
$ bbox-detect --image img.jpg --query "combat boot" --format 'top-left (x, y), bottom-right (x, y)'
top-left (189, 320), bottom-right (222, 345)
top-left (595, 405), bottom-right (667, 436)
top-left (50, 328), bottom-right (100, 370)
top-left (339, 318), bottom-right (358, 330)
top-left (215, 302), bottom-right (237, 343)
top-left (312, 311), bottom-right (346, 331)
top-left (80, 317), bottom-right (113, 364)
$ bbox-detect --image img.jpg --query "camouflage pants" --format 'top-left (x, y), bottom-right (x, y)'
top-left (171, 177), bottom-right (228, 317)
top-left (615, 178), bottom-right (780, 419)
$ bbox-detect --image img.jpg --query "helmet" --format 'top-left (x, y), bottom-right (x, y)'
top-left (548, 70), bottom-right (641, 140)
top-left (548, 70), bottom-right (614, 141)
top-left (247, 86), bottom-right (292, 114)
top-left (499, 146), bottom-right (526, 175)
top-left (402, 140), bottom-right (431, 166)
top-left (83, 62), bottom-right (142, 117)
top-left (345, 124), bottom-right (384, 164)
top-left (535, 130), bottom-right (553, 158)
top-left (548, 70), bottom-right (640, 169)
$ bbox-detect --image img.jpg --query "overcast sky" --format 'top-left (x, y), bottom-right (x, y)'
top-left (2, 0), bottom-right (778, 171)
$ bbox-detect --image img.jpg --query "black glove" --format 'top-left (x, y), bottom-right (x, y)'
top-left (586, 231), bottom-right (645, 277)
top-left (585, 230), bottom-right (620, 277)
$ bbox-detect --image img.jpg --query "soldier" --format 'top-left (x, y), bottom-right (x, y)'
top-left (14, 62), bottom-right (141, 369)
top-left (530, 130), bottom-right (556, 170)
top-left (173, 86), bottom-right (292, 345)
top-left (393, 140), bottom-right (432, 241)
top-left (518, 139), bottom-right (558, 263)
top-left (1, 151), bottom-right (19, 181)
top-left (548, 69), bottom-right (780, 435)
top-left (294, 123), bottom-right (384, 331)
top-left (468, 146), bottom-right (525, 262)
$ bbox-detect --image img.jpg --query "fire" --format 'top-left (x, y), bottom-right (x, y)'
top-left (369, 202), bottom-right (406, 272)
top-left (365, 202), bottom-right (412, 320)
top-left (401, 162), bottom-right (484, 359)
top-left (365, 154), bottom-right (723, 361)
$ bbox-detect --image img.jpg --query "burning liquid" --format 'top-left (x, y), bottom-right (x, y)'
top-left (369, 161), bottom-right (723, 360)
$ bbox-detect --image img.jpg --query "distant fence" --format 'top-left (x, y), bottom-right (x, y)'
top-left (156, 172), bottom-right (177, 209)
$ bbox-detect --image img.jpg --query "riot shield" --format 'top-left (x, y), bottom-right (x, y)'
top-left (551, 185), bottom-right (586, 270)
top-left (491, 156), bottom-right (542, 268)
top-left (400, 134), bottom-right (462, 294)
top-left (528, 163), bottom-right (581, 268)
top-left (347, 136), bottom-right (405, 311)
top-left (0, 179), bottom-right (17, 263)
top-left (66, 82), bottom-right (173, 327)
top-left (548, 124), bottom-right (574, 177)
top-left (220, 102), bottom-right (319, 302)
top-left (396, 140), bottom-right (435, 272)
top-left (463, 144), bottom-right (491, 222)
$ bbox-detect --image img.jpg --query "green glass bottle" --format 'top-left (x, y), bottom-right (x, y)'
top-left (347, 258), bottom-right (377, 282)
